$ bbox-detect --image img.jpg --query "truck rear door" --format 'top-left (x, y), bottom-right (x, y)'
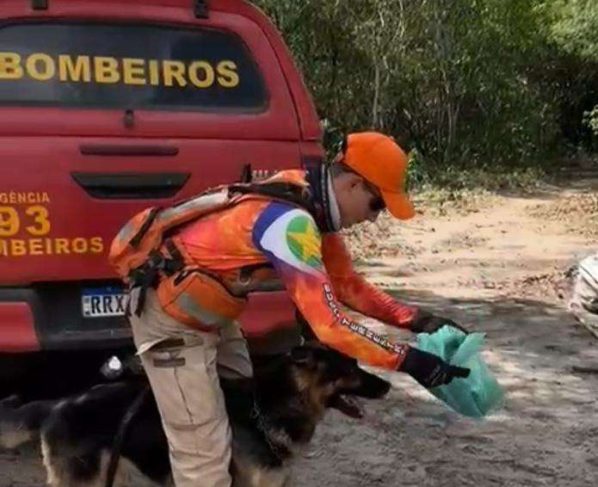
top-left (0, 0), bottom-right (308, 350)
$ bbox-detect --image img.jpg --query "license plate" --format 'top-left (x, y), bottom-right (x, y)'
top-left (82, 287), bottom-right (127, 318)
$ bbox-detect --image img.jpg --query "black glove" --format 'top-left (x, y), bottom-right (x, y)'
top-left (400, 347), bottom-right (470, 388)
top-left (410, 309), bottom-right (469, 334)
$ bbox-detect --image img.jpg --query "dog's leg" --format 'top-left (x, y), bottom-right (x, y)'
top-left (99, 450), bottom-right (165, 487)
top-left (41, 435), bottom-right (65, 487)
top-left (232, 464), bottom-right (289, 487)
top-left (271, 469), bottom-right (292, 487)
top-left (281, 473), bottom-right (294, 487)
top-left (41, 433), bottom-right (107, 487)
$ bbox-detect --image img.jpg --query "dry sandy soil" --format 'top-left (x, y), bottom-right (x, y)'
top-left (2, 178), bottom-right (598, 486)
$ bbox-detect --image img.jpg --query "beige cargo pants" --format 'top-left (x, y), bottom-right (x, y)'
top-left (128, 288), bottom-right (252, 487)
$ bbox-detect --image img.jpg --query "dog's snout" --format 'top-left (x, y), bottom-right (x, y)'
top-left (372, 376), bottom-right (391, 397)
top-left (332, 366), bottom-right (391, 400)
top-left (352, 369), bottom-right (391, 399)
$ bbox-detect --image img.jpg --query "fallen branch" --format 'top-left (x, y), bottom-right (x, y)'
top-left (571, 366), bottom-right (598, 375)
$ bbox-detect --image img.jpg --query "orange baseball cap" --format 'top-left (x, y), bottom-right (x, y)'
top-left (342, 132), bottom-right (415, 220)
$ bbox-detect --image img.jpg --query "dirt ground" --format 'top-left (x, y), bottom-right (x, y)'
top-left (2, 178), bottom-right (598, 486)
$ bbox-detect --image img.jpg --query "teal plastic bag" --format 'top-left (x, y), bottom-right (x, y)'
top-left (416, 325), bottom-right (504, 418)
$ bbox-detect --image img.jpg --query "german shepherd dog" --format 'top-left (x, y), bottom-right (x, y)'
top-left (0, 344), bottom-right (390, 487)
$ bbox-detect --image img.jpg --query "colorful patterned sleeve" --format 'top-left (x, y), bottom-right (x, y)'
top-left (252, 202), bottom-right (409, 370)
top-left (321, 233), bottom-right (418, 328)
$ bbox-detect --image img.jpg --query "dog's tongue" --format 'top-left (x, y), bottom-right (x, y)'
top-left (330, 395), bottom-right (364, 419)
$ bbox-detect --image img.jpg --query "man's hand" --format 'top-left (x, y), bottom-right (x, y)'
top-left (410, 309), bottom-right (469, 334)
top-left (400, 347), bottom-right (470, 388)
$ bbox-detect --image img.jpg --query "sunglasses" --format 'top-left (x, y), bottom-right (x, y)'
top-left (362, 181), bottom-right (386, 213)
top-left (369, 195), bottom-right (386, 213)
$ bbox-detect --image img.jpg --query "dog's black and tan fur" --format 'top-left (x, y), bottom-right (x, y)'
top-left (0, 345), bottom-right (390, 487)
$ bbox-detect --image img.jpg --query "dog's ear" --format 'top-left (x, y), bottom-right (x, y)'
top-left (290, 347), bottom-right (316, 368)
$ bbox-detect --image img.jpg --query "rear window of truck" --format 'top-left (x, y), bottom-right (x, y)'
top-left (0, 22), bottom-right (267, 112)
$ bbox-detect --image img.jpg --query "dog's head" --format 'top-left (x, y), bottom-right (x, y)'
top-left (288, 344), bottom-right (391, 418)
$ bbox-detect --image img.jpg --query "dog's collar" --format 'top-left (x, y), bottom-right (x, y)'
top-left (250, 401), bottom-right (293, 462)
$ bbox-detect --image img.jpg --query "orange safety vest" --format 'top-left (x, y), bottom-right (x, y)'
top-left (111, 169), bottom-right (417, 370)
top-left (109, 171), bottom-right (315, 328)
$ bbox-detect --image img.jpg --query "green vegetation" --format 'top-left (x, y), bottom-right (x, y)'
top-left (255, 0), bottom-right (598, 188)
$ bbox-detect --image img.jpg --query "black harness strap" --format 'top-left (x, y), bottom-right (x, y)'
top-left (128, 239), bottom-right (185, 317)
top-left (228, 182), bottom-right (316, 216)
top-left (104, 385), bottom-right (151, 487)
top-left (129, 207), bottom-right (162, 248)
